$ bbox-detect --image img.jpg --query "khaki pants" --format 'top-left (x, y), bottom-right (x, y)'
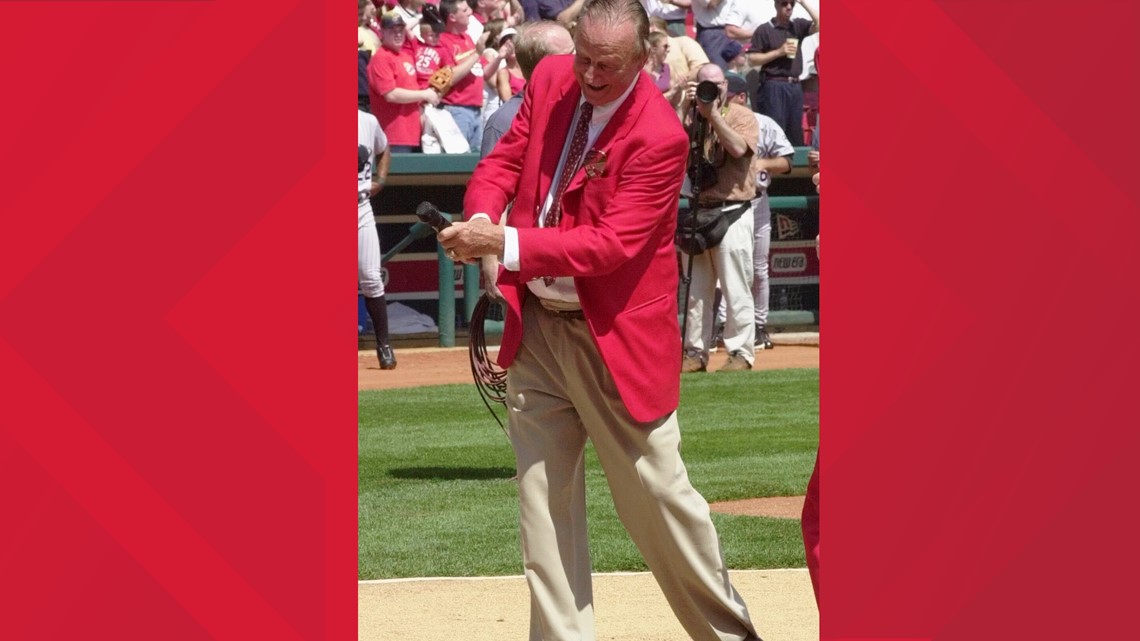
top-left (683, 204), bottom-right (757, 364)
top-left (506, 297), bottom-right (761, 641)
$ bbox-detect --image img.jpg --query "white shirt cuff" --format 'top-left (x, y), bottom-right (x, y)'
top-left (503, 226), bottom-right (520, 271)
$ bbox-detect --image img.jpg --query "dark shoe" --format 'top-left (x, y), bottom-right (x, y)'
top-left (378, 344), bottom-right (397, 370)
top-left (681, 354), bottom-right (707, 373)
top-left (755, 326), bottom-right (773, 350)
top-left (719, 351), bottom-right (753, 371)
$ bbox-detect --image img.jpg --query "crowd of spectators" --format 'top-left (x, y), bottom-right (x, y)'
top-left (358, 0), bottom-right (819, 154)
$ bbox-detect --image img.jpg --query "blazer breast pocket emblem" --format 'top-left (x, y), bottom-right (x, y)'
top-left (582, 149), bottom-right (607, 179)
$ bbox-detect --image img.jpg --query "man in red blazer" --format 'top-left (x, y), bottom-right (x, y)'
top-left (440, 2), bottom-right (764, 639)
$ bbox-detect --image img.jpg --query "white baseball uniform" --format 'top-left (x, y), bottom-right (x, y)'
top-left (359, 109), bottom-right (389, 299)
top-left (751, 112), bottom-right (795, 329)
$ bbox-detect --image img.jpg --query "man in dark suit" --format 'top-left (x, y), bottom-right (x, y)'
top-left (439, 1), bottom-right (765, 639)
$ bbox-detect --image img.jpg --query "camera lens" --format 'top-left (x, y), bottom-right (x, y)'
top-left (695, 80), bottom-right (720, 104)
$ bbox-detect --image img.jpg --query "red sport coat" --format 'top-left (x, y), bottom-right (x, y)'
top-left (464, 55), bottom-right (689, 423)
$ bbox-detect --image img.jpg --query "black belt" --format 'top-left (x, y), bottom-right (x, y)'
top-left (696, 24), bottom-right (724, 31)
top-left (537, 305), bottom-right (585, 320)
top-left (698, 200), bottom-right (749, 210)
top-left (764, 76), bottom-right (800, 83)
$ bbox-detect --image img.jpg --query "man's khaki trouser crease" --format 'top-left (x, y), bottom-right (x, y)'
top-left (506, 297), bottom-right (762, 641)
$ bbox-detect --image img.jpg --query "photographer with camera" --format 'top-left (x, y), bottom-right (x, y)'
top-left (680, 63), bottom-right (760, 373)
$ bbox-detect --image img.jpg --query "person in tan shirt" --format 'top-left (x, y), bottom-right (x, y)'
top-left (680, 63), bottom-right (760, 372)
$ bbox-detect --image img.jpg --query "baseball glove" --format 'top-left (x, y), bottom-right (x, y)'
top-left (428, 66), bottom-right (454, 95)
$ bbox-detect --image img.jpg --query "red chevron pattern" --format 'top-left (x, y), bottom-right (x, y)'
top-left (826, 1), bottom-right (1140, 640)
top-left (0, 1), bottom-right (354, 639)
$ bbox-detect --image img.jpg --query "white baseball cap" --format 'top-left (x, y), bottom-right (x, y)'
top-left (498, 27), bottom-right (518, 46)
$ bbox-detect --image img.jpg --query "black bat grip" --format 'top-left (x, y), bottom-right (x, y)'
top-left (415, 201), bottom-right (453, 233)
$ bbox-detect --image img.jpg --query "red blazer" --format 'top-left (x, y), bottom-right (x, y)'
top-left (464, 55), bottom-right (689, 423)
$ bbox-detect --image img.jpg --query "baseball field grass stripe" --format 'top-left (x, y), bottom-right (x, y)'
top-left (359, 368), bottom-right (818, 579)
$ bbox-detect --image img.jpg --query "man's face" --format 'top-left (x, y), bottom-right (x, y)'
top-left (381, 24), bottom-right (406, 51)
top-left (448, 2), bottom-right (472, 28)
top-left (775, 0), bottom-right (795, 21)
top-left (572, 17), bottom-right (647, 106)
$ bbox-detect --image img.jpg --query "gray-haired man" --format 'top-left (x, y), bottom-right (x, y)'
top-left (480, 20), bottom-right (576, 156)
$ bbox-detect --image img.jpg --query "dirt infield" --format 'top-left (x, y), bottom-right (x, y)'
top-left (359, 342), bottom-right (820, 640)
top-left (361, 570), bottom-right (818, 641)
top-left (359, 343), bottom-right (819, 391)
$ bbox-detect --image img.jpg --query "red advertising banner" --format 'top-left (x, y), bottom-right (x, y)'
top-left (770, 242), bottom-right (821, 284)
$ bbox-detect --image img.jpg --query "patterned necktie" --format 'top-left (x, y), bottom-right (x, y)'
top-left (542, 102), bottom-right (593, 286)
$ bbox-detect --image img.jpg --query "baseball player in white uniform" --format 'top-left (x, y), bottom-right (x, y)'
top-left (749, 108), bottom-right (795, 349)
top-left (359, 108), bottom-right (396, 369)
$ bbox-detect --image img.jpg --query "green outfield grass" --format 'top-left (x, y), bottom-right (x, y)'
top-left (359, 368), bottom-right (819, 579)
